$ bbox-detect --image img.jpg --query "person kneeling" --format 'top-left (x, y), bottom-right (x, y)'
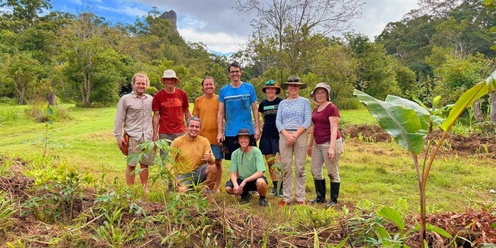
top-left (225, 129), bottom-right (268, 207)
top-left (170, 116), bottom-right (218, 193)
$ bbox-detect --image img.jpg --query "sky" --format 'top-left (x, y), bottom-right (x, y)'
top-left (46, 0), bottom-right (420, 55)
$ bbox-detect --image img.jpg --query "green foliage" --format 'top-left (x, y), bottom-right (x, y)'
top-left (0, 192), bottom-right (16, 235)
top-left (354, 90), bottom-right (429, 154)
top-left (22, 162), bottom-right (94, 223)
top-left (354, 69), bottom-right (496, 246)
top-left (0, 105), bottom-right (23, 123)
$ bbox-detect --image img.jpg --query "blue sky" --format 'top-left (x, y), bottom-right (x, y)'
top-left (46, 0), bottom-right (419, 54)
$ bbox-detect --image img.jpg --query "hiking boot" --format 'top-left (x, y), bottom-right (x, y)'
top-left (259, 198), bottom-right (268, 207)
top-left (269, 187), bottom-right (277, 196)
top-left (240, 193), bottom-right (252, 204)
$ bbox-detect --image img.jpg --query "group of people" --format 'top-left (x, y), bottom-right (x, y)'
top-left (113, 62), bottom-right (344, 208)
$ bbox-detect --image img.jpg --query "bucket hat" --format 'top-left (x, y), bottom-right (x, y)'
top-left (310, 82), bottom-right (331, 101)
top-left (160, 69), bottom-right (180, 82)
top-left (262, 80), bottom-right (281, 94)
top-left (282, 75), bottom-right (307, 89)
top-left (235, 128), bottom-right (255, 145)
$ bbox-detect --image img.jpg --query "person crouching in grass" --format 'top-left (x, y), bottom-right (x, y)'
top-left (225, 129), bottom-right (269, 207)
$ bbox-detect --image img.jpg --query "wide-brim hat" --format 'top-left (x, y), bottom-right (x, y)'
top-left (310, 82), bottom-right (331, 101)
top-left (262, 80), bottom-right (281, 94)
top-left (235, 128), bottom-right (255, 144)
top-left (160, 69), bottom-right (180, 82)
top-left (282, 75), bottom-right (307, 89)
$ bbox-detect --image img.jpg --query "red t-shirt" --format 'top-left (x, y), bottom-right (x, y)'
top-left (312, 103), bottom-right (341, 144)
top-left (152, 88), bottom-right (189, 134)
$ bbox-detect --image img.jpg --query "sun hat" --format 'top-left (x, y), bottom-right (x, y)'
top-left (310, 82), bottom-right (331, 101)
top-left (160, 69), bottom-right (180, 82)
top-left (282, 75), bottom-right (307, 89)
top-left (235, 128), bottom-right (255, 145)
top-left (262, 80), bottom-right (281, 94)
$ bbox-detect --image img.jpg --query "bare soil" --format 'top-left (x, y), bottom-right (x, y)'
top-left (1, 126), bottom-right (495, 247)
top-left (342, 124), bottom-right (496, 159)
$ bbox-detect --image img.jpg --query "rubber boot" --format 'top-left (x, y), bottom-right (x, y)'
top-left (325, 182), bottom-right (340, 208)
top-left (309, 179), bottom-right (326, 203)
top-left (270, 181), bottom-right (278, 196)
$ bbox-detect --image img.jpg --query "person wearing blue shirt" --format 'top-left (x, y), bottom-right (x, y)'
top-left (217, 62), bottom-right (261, 160)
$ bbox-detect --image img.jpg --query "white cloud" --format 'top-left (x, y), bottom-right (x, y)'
top-left (178, 27), bottom-right (248, 54)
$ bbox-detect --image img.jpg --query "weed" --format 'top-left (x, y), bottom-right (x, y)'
top-left (22, 162), bottom-right (93, 223)
top-left (0, 106), bottom-right (23, 123)
top-left (0, 192), bottom-right (16, 235)
top-left (92, 208), bottom-right (142, 247)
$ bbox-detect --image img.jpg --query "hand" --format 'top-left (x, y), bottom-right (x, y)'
top-left (327, 147), bottom-right (335, 159)
top-left (202, 151), bottom-right (212, 163)
top-left (217, 133), bottom-right (224, 144)
top-left (285, 133), bottom-right (297, 146)
top-left (118, 139), bottom-right (127, 150)
top-left (307, 146), bottom-right (313, 156)
top-left (254, 128), bottom-right (261, 141)
top-left (153, 134), bottom-right (158, 142)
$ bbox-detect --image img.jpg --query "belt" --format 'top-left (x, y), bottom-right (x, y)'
top-left (286, 129), bottom-right (297, 131)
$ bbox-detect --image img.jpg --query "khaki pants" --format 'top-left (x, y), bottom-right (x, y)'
top-left (310, 138), bottom-right (344, 182)
top-left (279, 130), bottom-right (308, 202)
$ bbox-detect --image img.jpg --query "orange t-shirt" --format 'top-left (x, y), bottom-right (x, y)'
top-left (193, 94), bottom-right (219, 145)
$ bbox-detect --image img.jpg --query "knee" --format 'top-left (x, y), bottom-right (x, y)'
top-left (256, 178), bottom-right (267, 188)
top-left (225, 187), bottom-right (233, 194)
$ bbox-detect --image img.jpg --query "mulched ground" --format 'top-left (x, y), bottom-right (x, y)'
top-left (1, 126), bottom-right (495, 247)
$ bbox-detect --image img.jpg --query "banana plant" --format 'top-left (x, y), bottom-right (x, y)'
top-left (353, 70), bottom-right (496, 247)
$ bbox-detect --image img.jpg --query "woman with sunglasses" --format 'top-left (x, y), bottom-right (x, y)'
top-left (275, 75), bottom-right (312, 206)
top-left (258, 80), bottom-right (283, 197)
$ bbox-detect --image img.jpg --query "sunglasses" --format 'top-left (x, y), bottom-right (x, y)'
top-left (287, 79), bottom-right (300, 83)
top-left (265, 80), bottom-right (276, 85)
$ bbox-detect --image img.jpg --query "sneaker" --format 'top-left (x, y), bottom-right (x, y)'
top-left (269, 187), bottom-right (277, 196)
top-left (278, 201), bottom-right (289, 207)
top-left (250, 191), bottom-right (259, 196)
top-left (259, 198), bottom-right (268, 207)
top-left (240, 193), bottom-right (252, 204)
top-left (296, 201), bottom-right (306, 205)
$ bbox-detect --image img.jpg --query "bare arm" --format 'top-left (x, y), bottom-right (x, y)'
top-left (230, 172), bottom-right (241, 195)
top-left (307, 125), bottom-right (314, 156)
top-left (153, 110), bottom-right (160, 141)
top-left (184, 108), bottom-right (191, 122)
top-left (251, 102), bottom-right (261, 140)
top-left (217, 101), bottom-right (225, 142)
top-left (328, 116), bottom-right (340, 159)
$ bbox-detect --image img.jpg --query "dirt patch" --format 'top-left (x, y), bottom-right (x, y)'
top-left (342, 124), bottom-right (496, 158)
top-left (1, 151), bottom-right (495, 247)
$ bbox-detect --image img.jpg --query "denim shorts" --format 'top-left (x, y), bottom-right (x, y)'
top-left (211, 144), bottom-right (223, 160)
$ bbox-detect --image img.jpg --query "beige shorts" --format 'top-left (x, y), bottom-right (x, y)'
top-left (128, 137), bottom-right (155, 167)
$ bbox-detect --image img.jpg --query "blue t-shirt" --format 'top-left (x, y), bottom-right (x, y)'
top-left (219, 82), bottom-right (257, 137)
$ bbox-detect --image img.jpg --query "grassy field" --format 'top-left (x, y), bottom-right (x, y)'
top-left (1, 103), bottom-right (495, 215)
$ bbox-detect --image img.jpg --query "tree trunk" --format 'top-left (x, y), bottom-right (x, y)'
top-left (490, 91), bottom-right (496, 124)
top-left (472, 99), bottom-right (484, 123)
top-left (47, 92), bottom-right (56, 106)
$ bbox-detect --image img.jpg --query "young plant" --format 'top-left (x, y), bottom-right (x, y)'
top-left (353, 70), bottom-right (496, 246)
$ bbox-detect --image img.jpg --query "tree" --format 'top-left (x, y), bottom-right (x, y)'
top-left (236, 0), bottom-right (363, 76)
top-left (0, 0), bottom-right (52, 32)
top-left (3, 52), bottom-right (43, 104)
top-left (346, 34), bottom-right (401, 99)
top-left (58, 12), bottom-right (122, 106)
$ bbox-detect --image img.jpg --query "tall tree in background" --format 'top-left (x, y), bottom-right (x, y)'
top-left (58, 13), bottom-right (122, 106)
top-left (236, 0), bottom-right (363, 79)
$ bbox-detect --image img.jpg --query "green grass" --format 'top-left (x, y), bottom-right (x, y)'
top-left (1, 103), bottom-right (495, 215)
